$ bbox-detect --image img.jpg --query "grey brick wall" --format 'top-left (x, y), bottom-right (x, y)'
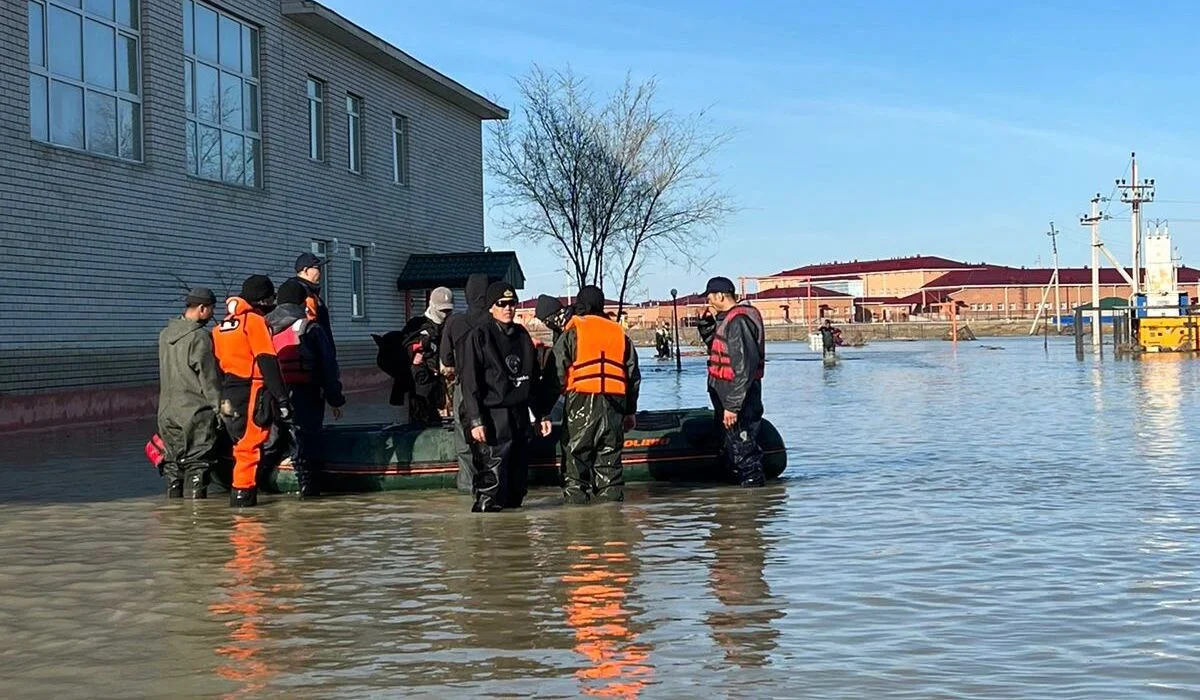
top-left (0, 0), bottom-right (489, 394)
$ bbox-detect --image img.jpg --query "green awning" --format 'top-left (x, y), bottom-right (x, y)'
top-left (396, 251), bottom-right (525, 291)
top-left (1075, 296), bottom-right (1128, 312)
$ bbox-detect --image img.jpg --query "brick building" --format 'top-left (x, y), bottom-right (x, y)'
top-left (2, 0), bottom-right (506, 429)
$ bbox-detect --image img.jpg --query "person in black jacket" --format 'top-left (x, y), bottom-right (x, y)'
top-left (460, 282), bottom-right (552, 512)
top-left (698, 276), bottom-right (766, 487)
top-left (287, 252), bottom-right (335, 356)
top-left (440, 274), bottom-right (491, 491)
top-left (401, 287), bottom-right (454, 425)
top-left (266, 280), bottom-right (345, 498)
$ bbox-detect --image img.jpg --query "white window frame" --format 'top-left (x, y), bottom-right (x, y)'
top-left (28, 0), bottom-right (143, 160)
top-left (307, 77), bottom-right (324, 161)
top-left (392, 113), bottom-right (409, 185)
top-left (346, 93), bottom-right (362, 174)
top-left (183, 0), bottom-right (262, 186)
top-left (349, 244), bottom-right (366, 318)
top-left (312, 239), bottom-right (331, 296)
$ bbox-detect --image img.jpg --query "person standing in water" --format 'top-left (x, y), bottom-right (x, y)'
top-left (441, 274), bottom-right (492, 491)
top-left (818, 318), bottom-right (841, 360)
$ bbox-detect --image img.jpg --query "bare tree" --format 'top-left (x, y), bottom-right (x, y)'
top-left (489, 67), bottom-right (733, 309)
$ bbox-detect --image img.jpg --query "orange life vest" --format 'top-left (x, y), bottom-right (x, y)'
top-left (212, 297), bottom-right (276, 381)
top-left (707, 304), bottom-right (765, 382)
top-left (304, 295), bottom-right (319, 323)
top-left (565, 315), bottom-right (628, 396)
top-left (271, 318), bottom-right (313, 385)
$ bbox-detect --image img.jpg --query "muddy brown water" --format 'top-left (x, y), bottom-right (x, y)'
top-left (1, 339), bottom-right (1198, 698)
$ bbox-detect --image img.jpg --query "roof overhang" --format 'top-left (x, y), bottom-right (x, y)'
top-left (281, 1), bottom-right (509, 120)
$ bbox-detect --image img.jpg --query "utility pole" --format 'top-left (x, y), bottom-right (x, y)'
top-left (1081, 194), bottom-right (1110, 353)
top-left (1048, 222), bottom-right (1062, 332)
top-left (1118, 151), bottom-right (1155, 299)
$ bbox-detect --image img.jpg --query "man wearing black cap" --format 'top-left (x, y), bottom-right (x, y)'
top-left (156, 287), bottom-right (222, 498)
top-left (554, 286), bottom-right (641, 503)
top-left (699, 276), bottom-right (767, 487)
top-left (288, 252), bottom-right (335, 354)
top-left (460, 281), bottom-right (552, 511)
top-left (212, 275), bottom-right (291, 507)
top-left (266, 279), bottom-right (346, 498)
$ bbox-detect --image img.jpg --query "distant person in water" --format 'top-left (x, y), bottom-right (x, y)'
top-left (818, 319), bottom-right (841, 359)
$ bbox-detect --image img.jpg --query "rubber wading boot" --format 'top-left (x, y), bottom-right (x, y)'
top-left (230, 487), bottom-right (258, 508)
top-left (185, 473), bottom-right (207, 499)
top-left (739, 476), bottom-right (766, 488)
top-left (167, 480), bottom-right (184, 499)
top-left (595, 487), bottom-right (625, 503)
top-left (562, 487), bottom-right (590, 505)
top-left (295, 466), bottom-right (321, 500)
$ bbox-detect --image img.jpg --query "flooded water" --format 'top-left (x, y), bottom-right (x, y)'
top-left (2, 338), bottom-right (1199, 698)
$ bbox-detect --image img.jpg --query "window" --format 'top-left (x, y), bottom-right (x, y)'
top-left (349, 245), bottom-right (366, 318)
top-left (183, 1), bottom-right (260, 186)
top-left (312, 239), bottom-right (330, 294)
top-left (346, 94), bottom-right (362, 173)
top-left (392, 113), bottom-right (409, 185)
top-left (985, 304), bottom-right (993, 311)
top-left (307, 77), bottom-right (324, 161)
top-left (28, 0), bottom-right (142, 160)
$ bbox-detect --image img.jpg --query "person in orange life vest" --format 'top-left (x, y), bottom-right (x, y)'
top-left (157, 287), bottom-right (222, 499)
top-left (286, 252), bottom-right (335, 356)
top-left (698, 276), bottom-right (766, 487)
top-left (460, 282), bottom-right (553, 512)
top-left (213, 275), bottom-right (291, 507)
top-left (265, 280), bottom-right (346, 498)
top-left (553, 286), bottom-right (641, 504)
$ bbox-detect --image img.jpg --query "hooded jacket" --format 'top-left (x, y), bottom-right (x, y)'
top-left (266, 303), bottom-right (345, 407)
top-left (440, 273), bottom-right (490, 370)
top-left (158, 316), bottom-right (222, 429)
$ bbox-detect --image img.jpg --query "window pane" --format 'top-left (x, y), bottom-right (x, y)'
top-left (222, 132), bottom-right (244, 184)
top-left (309, 101), bottom-right (322, 160)
top-left (48, 6), bottom-right (82, 80)
top-left (50, 80), bottom-right (84, 148)
top-left (84, 20), bottom-right (115, 90)
top-left (307, 78), bottom-right (320, 100)
top-left (243, 81), bottom-right (258, 131)
top-left (218, 15), bottom-right (240, 71)
top-left (198, 124), bottom-right (221, 179)
top-left (30, 74), bottom-right (48, 141)
top-left (183, 59), bottom-right (193, 114)
top-left (117, 34), bottom-right (137, 94)
top-left (86, 90), bottom-right (117, 155)
top-left (117, 99), bottom-right (139, 160)
top-left (241, 25), bottom-right (256, 78)
top-left (193, 3), bottom-right (217, 62)
top-left (186, 120), bottom-right (197, 174)
top-left (183, 0), bottom-right (193, 54)
top-left (195, 62), bottom-right (218, 123)
top-left (116, 0), bottom-right (137, 29)
top-left (245, 137), bottom-right (260, 187)
top-left (219, 71), bottom-right (242, 128)
top-left (29, 1), bottom-right (45, 68)
top-left (86, 0), bottom-right (114, 20)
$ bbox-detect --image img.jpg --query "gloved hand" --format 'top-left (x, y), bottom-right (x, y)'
top-left (276, 401), bottom-right (293, 422)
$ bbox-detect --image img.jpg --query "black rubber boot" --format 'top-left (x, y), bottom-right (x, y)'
top-left (230, 487), bottom-right (258, 508)
top-left (595, 486), bottom-right (625, 502)
top-left (293, 463), bottom-right (320, 500)
top-left (563, 485), bottom-right (590, 505)
top-left (166, 480), bottom-right (184, 499)
top-left (185, 471), bottom-right (208, 499)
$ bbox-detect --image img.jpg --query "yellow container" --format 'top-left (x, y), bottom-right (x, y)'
top-left (1137, 317), bottom-right (1200, 352)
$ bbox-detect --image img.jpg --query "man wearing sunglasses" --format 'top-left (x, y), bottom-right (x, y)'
top-left (459, 282), bottom-right (553, 512)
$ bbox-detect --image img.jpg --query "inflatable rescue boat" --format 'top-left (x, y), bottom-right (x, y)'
top-left (262, 407), bottom-right (788, 493)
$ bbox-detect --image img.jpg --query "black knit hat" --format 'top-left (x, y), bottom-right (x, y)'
top-left (240, 274), bottom-right (275, 303)
top-left (277, 279), bottom-right (308, 306)
top-left (534, 294), bottom-right (564, 322)
top-left (486, 281), bottom-right (517, 308)
top-left (576, 286), bottom-right (606, 316)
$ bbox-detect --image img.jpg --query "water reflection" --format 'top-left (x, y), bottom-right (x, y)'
top-left (705, 491), bottom-right (785, 668)
top-left (1135, 355), bottom-right (1185, 462)
top-left (559, 507), bottom-right (653, 698)
top-left (209, 515), bottom-right (276, 698)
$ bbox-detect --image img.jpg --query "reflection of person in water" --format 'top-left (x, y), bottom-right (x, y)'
top-left (558, 506), bottom-right (654, 698)
top-left (209, 515), bottom-right (276, 697)
top-left (705, 495), bottom-right (785, 668)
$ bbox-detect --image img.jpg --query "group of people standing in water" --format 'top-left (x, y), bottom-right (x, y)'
top-left (153, 253), bottom-right (770, 510)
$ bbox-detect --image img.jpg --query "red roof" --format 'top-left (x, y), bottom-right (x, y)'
top-left (924, 266), bottom-right (1200, 289)
top-left (516, 295), bottom-right (619, 309)
top-left (750, 285), bottom-right (849, 300)
top-left (772, 255), bottom-right (975, 278)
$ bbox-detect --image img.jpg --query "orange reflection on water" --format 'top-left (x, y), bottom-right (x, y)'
top-left (562, 542), bottom-right (653, 699)
top-left (208, 515), bottom-right (276, 699)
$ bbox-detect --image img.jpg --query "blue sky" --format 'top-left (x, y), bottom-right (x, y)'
top-left (326, 0), bottom-right (1200, 299)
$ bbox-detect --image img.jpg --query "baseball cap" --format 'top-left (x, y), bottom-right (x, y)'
top-left (185, 287), bottom-right (216, 306)
top-left (429, 286), bottom-right (454, 311)
top-left (702, 276), bottom-right (737, 296)
top-left (295, 252), bottom-right (327, 272)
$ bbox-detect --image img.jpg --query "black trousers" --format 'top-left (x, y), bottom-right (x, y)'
top-left (709, 382), bottom-right (765, 486)
top-left (469, 406), bottom-right (532, 511)
top-left (289, 385), bottom-right (327, 491)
